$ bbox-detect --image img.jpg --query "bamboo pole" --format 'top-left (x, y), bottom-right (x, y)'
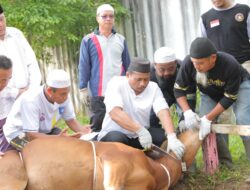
top-left (211, 124), bottom-right (250, 136)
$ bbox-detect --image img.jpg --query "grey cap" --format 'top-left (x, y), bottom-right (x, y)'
top-left (190, 37), bottom-right (217, 59)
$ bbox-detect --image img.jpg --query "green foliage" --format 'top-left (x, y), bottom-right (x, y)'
top-left (56, 112), bottom-right (89, 134)
top-left (1, 0), bottom-right (128, 59)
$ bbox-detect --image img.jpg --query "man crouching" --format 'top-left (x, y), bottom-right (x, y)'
top-left (3, 69), bottom-right (91, 151)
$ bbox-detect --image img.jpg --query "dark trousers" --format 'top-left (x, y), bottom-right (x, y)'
top-left (89, 96), bottom-right (106, 132)
top-left (47, 127), bottom-right (61, 135)
top-left (150, 97), bottom-right (196, 128)
top-left (99, 127), bottom-right (166, 149)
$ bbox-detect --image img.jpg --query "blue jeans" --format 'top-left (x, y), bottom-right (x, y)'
top-left (200, 80), bottom-right (250, 141)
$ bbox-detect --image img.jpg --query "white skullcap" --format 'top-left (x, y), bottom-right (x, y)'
top-left (154, 47), bottom-right (176, 64)
top-left (46, 69), bottom-right (71, 88)
top-left (96, 4), bottom-right (114, 15)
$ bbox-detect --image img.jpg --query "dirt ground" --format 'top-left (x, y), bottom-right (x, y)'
top-left (171, 172), bottom-right (250, 190)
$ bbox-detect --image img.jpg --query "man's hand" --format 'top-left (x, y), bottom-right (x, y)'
top-left (79, 125), bottom-right (92, 135)
top-left (178, 120), bottom-right (187, 133)
top-left (136, 127), bottom-right (152, 150)
top-left (199, 116), bottom-right (212, 140)
top-left (80, 88), bottom-right (90, 107)
top-left (167, 133), bottom-right (185, 160)
top-left (59, 127), bottom-right (91, 139)
top-left (184, 109), bottom-right (200, 129)
top-left (67, 132), bottom-right (82, 138)
top-left (59, 128), bottom-right (69, 137)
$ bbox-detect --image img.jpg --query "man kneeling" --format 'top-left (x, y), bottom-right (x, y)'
top-left (98, 57), bottom-right (185, 160)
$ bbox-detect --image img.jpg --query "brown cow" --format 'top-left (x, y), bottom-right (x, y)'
top-left (20, 128), bottom-right (201, 190)
top-left (0, 150), bottom-right (27, 190)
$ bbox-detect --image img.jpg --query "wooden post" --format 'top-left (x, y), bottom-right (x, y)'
top-left (211, 124), bottom-right (250, 136)
top-left (202, 132), bottom-right (219, 175)
top-left (203, 124), bottom-right (250, 175)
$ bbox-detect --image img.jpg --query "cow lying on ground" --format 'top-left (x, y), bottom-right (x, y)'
top-left (0, 129), bottom-right (201, 190)
top-left (0, 150), bottom-right (27, 190)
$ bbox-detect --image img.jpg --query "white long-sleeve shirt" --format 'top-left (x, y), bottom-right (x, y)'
top-left (0, 27), bottom-right (41, 89)
top-left (0, 86), bottom-right (18, 120)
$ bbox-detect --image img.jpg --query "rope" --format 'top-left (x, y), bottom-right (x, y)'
top-left (160, 163), bottom-right (171, 189)
top-left (19, 152), bottom-right (23, 162)
top-left (90, 141), bottom-right (97, 190)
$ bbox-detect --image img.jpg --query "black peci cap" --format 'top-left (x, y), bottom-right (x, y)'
top-left (190, 37), bottom-right (217, 59)
top-left (128, 57), bottom-right (151, 73)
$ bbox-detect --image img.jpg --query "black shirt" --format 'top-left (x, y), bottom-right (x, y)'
top-left (174, 52), bottom-right (250, 109)
top-left (151, 60), bottom-right (196, 107)
top-left (201, 4), bottom-right (250, 63)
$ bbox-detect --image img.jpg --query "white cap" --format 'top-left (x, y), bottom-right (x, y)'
top-left (46, 69), bottom-right (71, 88)
top-left (154, 47), bottom-right (176, 64)
top-left (96, 4), bottom-right (114, 15)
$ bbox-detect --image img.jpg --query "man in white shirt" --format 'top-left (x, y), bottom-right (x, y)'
top-left (98, 57), bottom-right (185, 160)
top-left (3, 69), bottom-right (91, 151)
top-left (0, 4), bottom-right (41, 90)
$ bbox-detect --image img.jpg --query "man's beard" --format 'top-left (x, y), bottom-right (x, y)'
top-left (196, 72), bottom-right (208, 88)
top-left (156, 74), bottom-right (175, 90)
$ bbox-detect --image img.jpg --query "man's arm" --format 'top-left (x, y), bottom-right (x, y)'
top-left (198, 17), bottom-right (207, 37)
top-left (176, 96), bottom-right (191, 112)
top-left (109, 106), bottom-right (152, 150)
top-left (121, 40), bottom-right (131, 73)
top-left (78, 38), bottom-right (91, 90)
top-left (26, 120), bottom-right (92, 141)
top-left (205, 102), bottom-right (225, 121)
top-left (247, 12), bottom-right (250, 39)
top-left (19, 30), bottom-right (41, 87)
top-left (109, 107), bottom-right (141, 132)
top-left (157, 109), bottom-right (175, 134)
top-left (157, 108), bottom-right (185, 159)
top-left (26, 131), bottom-right (60, 141)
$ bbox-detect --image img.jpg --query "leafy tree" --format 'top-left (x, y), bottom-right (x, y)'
top-left (1, 0), bottom-right (128, 60)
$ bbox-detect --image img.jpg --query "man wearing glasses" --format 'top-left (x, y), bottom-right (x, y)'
top-left (78, 4), bottom-right (130, 133)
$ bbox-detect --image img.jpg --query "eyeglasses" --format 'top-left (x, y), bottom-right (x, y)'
top-left (99, 15), bottom-right (114, 20)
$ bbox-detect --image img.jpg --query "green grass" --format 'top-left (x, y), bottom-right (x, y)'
top-left (56, 112), bottom-right (89, 133)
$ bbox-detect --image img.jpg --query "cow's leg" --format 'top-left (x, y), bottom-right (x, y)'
top-left (0, 150), bottom-right (28, 190)
top-left (102, 158), bottom-right (156, 190)
top-left (103, 161), bottom-right (126, 190)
